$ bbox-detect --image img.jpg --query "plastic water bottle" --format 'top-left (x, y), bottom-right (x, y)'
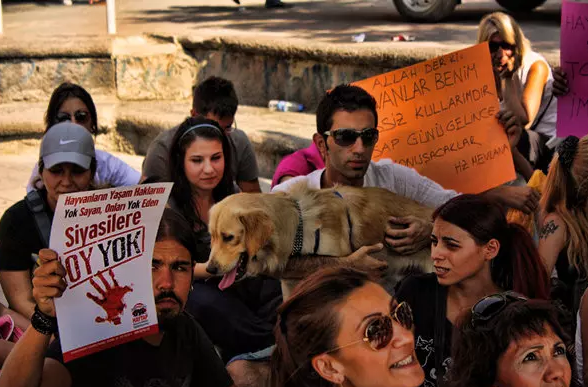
top-left (268, 100), bottom-right (305, 113)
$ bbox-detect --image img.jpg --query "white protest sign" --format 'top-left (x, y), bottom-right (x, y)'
top-left (50, 183), bottom-right (172, 362)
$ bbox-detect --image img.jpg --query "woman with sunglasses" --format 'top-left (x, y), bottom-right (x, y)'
top-left (27, 82), bottom-right (140, 192)
top-left (478, 12), bottom-right (557, 178)
top-left (0, 122), bottom-right (97, 320)
top-left (270, 265), bottom-right (424, 387)
top-left (446, 293), bottom-right (579, 387)
top-left (395, 194), bottom-right (550, 387)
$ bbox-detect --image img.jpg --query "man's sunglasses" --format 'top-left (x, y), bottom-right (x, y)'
top-left (326, 302), bottom-right (413, 353)
top-left (55, 110), bottom-right (91, 126)
top-left (324, 128), bottom-right (379, 147)
top-left (489, 41), bottom-right (515, 53)
top-left (471, 291), bottom-right (527, 327)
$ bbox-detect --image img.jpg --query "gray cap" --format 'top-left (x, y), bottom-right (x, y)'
top-left (40, 122), bottom-right (96, 170)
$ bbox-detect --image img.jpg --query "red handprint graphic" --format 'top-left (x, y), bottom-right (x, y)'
top-left (86, 269), bottom-right (133, 326)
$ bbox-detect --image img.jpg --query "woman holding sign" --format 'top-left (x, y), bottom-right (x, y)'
top-left (0, 122), bottom-right (96, 320)
top-left (27, 82), bottom-right (140, 192)
top-left (478, 12), bottom-right (558, 177)
top-left (395, 194), bottom-right (550, 387)
top-left (168, 116), bottom-right (282, 363)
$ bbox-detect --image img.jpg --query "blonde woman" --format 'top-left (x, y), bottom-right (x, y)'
top-left (539, 135), bottom-right (588, 311)
top-left (478, 12), bottom-right (557, 177)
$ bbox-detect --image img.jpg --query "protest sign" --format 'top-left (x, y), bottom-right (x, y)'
top-left (353, 43), bottom-right (515, 193)
top-left (558, 0), bottom-right (588, 138)
top-left (50, 183), bottom-right (172, 362)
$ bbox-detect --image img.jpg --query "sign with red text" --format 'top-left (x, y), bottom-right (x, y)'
top-left (50, 183), bottom-right (172, 362)
top-left (353, 43), bottom-right (516, 193)
top-left (558, 0), bottom-right (588, 138)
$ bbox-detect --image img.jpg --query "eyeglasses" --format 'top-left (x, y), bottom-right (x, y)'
top-left (323, 128), bottom-right (379, 147)
top-left (489, 41), bottom-right (515, 53)
top-left (471, 291), bottom-right (527, 327)
top-left (326, 302), bottom-right (414, 353)
top-left (55, 110), bottom-right (91, 126)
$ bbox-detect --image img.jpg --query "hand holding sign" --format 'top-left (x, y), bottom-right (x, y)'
top-left (51, 183), bottom-right (172, 362)
top-left (558, 0), bottom-right (588, 137)
top-left (352, 43), bottom-right (515, 193)
top-left (32, 249), bottom-right (68, 318)
top-left (86, 270), bottom-right (133, 326)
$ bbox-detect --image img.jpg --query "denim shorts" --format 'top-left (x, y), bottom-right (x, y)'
top-left (227, 345), bottom-right (275, 364)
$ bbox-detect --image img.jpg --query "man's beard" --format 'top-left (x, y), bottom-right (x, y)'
top-left (155, 291), bottom-right (183, 330)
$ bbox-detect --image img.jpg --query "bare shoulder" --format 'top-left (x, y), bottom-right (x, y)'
top-left (539, 213), bottom-right (566, 241)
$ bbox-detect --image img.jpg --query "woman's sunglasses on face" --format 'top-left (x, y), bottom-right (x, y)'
top-left (489, 41), bottom-right (515, 53)
top-left (471, 291), bottom-right (527, 327)
top-left (326, 301), bottom-right (414, 353)
top-left (323, 128), bottom-right (379, 147)
top-left (55, 110), bottom-right (91, 126)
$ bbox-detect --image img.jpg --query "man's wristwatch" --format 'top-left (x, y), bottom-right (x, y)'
top-left (31, 305), bottom-right (58, 336)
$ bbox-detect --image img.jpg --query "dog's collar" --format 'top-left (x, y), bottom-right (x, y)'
top-left (291, 200), bottom-right (304, 256)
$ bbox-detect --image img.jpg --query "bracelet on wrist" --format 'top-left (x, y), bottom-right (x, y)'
top-left (31, 305), bottom-right (58, 336)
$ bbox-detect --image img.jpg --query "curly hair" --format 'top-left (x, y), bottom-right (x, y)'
top-left (446, 299), bottom-right (580, 387)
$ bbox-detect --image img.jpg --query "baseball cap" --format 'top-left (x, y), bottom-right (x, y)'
top-left (40, 122), bottom-right (96, 170)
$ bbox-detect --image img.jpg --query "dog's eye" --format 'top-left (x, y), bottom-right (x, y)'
top-left (222, 234), bottom-right (234, 242)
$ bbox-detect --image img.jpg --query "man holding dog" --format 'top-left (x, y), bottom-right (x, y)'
top-left (273, 84), bottom-right (540, 255)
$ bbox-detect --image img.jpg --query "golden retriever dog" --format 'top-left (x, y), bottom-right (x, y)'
top-left (206, 182), bottom-right (434, 290)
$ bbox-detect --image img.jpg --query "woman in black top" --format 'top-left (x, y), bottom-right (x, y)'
top-left (0, 122), bottom-right (96, 320)
top-left (395, 194), bottom-right (550, 387)
top-left (168, 116), bottom-right (281, 362)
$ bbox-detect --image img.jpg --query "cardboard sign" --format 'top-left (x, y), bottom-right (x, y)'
top-left (558, 0), bottom-right (588, 138)
top-left (353, 43), bottom-right (516, 193)
top-left (50, 183), bottom-right (172, 362)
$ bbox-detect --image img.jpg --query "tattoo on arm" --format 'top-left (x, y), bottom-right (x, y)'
top-left (539, 220), bottom-right (559, 240)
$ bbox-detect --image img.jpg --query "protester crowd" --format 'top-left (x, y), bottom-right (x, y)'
top-left (0, 10), bottom-right (585, 387)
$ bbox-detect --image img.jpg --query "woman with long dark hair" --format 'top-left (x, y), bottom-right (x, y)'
top-left (169, 116), bottom-right (235, 236)
top-left (168, 116), bottom-right (281, 364)
top-left (27, 82), bottom-right (140, 191)
top-left (395, 194), bottom-right (550, 387)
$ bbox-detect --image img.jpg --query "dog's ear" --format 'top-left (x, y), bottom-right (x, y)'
top-left (239, 210), bottom-right (275, 258)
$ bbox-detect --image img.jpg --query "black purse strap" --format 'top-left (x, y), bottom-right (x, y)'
top-left (25, 190), bottom-right (51, 248)
top-left (529, 92), bottom-right (554, 132)
top-left (434, 283), bottom-right (447, 384)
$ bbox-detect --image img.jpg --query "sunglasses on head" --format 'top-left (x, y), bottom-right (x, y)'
top-left (326, 301), bottom-right (414, 353)
top-left (489, 41), bottom-right (515, 53)
top-left (324, 127), bottom-right (379, 147)
top-left (55, 110), bottom-right (91, 126)
top-left (471, 291), bottom-right (527, 327)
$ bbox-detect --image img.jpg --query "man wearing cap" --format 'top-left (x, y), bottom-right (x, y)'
top-left (0, 122), bottom-right (97, 319)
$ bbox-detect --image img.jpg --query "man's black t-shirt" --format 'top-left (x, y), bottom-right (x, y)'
top-left (46, 312), bottom-right (233, 387)
top-left (395, 273), bottom-right (452, 387)
top-left (0, 193), bottom-right (52, 272)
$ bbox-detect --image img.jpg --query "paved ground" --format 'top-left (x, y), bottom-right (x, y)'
top-left (2, 0), bottom-right (562, 55)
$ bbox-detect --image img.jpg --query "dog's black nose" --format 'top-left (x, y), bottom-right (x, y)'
top-left (206, 262), bottom-right (218, 275)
